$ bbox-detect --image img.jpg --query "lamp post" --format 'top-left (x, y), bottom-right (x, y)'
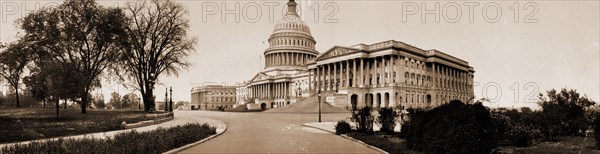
top-left (169, 87), bottom-right (173, 112)
top-left (318, 90), bottom-right (321, 123)
top-left (165, 87), bottom-right (168, 112)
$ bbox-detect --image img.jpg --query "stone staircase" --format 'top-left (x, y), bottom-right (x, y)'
top-left (265, 92), bottom-right (348, 113)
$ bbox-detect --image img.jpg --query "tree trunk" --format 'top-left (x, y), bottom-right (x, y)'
top-left (143, 87), bottom-right (155, 112)
top-left (43, 100), bottom-right (46, 108)
top-left (80, 88), bottom-right (89, 113)
top-left (81, 95), bottom-right (87, 113)
top-left (55, 99), bottom-right (60, 119)
top-left (64, 99), bottom-right (67, 109)
top-left (15, 87), bottom-right (20, 108)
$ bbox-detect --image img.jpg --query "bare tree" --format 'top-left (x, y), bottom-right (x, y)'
top-left (19, 0), bottom-right (128, 113)
top-left (120, 0), bottom-right (196, 112)
top-left (0, 40), bottom-right (31, 108)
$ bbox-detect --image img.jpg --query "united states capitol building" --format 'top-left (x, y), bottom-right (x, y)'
top-left (193, 0), bottom-right (475, 111)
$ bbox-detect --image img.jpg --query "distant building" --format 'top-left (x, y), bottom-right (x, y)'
top-left (206, 0), bottom-right (475, 111)
top-left (189, 85), bottom-right (236, 110)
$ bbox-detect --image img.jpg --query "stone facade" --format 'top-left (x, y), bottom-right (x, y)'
top-left (231, 0), bottom-right (474, 111)
top-left (235, 0), bottom-right (314, 110)
top-left (190, 85), bottom-right (236, 110)
top-left (307, 41), bottom-right (475, 110)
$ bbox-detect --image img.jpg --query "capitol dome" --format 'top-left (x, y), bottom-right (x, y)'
top-left (264, 0), bottom-right (318, 70)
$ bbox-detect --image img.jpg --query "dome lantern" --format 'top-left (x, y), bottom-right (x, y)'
top-left (287, 0), bottom-right (298, 15)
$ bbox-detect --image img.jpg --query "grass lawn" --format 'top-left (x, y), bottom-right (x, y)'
top-left (505, 136), bottom-right (600, 154)
top-left (1, 123), bottom-right (216, 154)
top-left (347, 131), bottom-right (600, 154)
top-left (345, 131), bottom-right (421, 154)
top-left (0, 108), bottom-right (169, 143)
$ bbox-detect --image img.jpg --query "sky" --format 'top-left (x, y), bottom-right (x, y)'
top-left (1, 0), bottom-right (599, 109)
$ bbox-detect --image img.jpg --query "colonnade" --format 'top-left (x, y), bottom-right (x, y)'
top-left (308, 55), bottom-right (473, 96)
top-left (246, 82), bottom-right (291, 100)
top-left (265, 52), bottom-right (315, 67)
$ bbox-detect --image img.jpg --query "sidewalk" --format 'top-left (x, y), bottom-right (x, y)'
top-left (302, 121), bottom-right (401, 133)
top-left (301, 121), bottom-right (393, 154)
top-left (0, 111), bottom-right (225, 149)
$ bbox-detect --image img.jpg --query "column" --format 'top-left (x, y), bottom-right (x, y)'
top-left (309, 69), bottom-right (313, 92)
top-left (383, 56), bottom-right (387, 85)
top-left (346, 60), bottom-right (350, 87)
top-left (321, 65), bottom-right (324, 91)
top-left (270, 54), bottom-right (273, 66)
top-left (391, 56), bottom-right (395, 84)
top-left (385, 57), bottom-right (389, 85)
top-left (326, 64), bottom-right (330, 91)
top-left (352, 59), bottom-right (357, 87)
top-left (333, 62), bottom-right (337, 90)
top-left (367, 59), bottom-right (371, 86)
top-left (379, 57), bottom-right (383, 86)
top-left (360, 58), bottom-right (364, 86)
top-left (388, 56), bottom-right (392, 84)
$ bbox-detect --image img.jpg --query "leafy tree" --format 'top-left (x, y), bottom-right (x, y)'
top-left (0, 40), bottom-right (31, 108)
top-left (91, 93), bottom-right (106, 109)
top-left (0, 90), bottom-right (6, 106)
top-left (119, 0), bottom-right (196, 112)
top-left (520, 107), bottom-right (533, 113)
top-left (19, 0), bottom-right (128, 113)
top-left (376, 108), bottom-right (399, 134)
top-left (109, 92), bottom-right (121, 109)
top-left (351, 106), bottom-right (374, 132)
top-left (537, 88), bottom-right (597, 140)
top-left (23, 65), bottom-right (50, 108)
top-left (404, 100), bottom-right (497, 153)
top-left (174, 101), bottom-right (187, 109)
top-left (594, 113), bottom-right (600, 149)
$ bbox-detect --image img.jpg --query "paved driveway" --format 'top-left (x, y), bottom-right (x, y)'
top-left (177, 111), bottom-right (380, 153)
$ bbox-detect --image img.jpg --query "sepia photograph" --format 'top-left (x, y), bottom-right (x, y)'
top-left (0, 0), bottom-right (598, 153)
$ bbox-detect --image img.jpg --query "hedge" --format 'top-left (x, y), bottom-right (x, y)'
top-left (1, 123), bottom-right (216, 154)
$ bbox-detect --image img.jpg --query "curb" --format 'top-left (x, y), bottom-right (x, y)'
top-left (163, 119), bottom-right (227, 154)
top-left (123, 116), bottom-right (175, 129)
top-left (0, 115), bottom-right (177, 149)
top-left (301, 123), bottom-right (389, 154)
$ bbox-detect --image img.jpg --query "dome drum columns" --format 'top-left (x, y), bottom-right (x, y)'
top-left (265, 52), bottom-right (317, 68)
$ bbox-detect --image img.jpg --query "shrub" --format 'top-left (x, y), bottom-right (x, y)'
top-left (536, 88), bottom-right (596, 141)
top-left (1, 123), bottom-right (216, 154)
top-left (404, 100), bottom-right (497, 153)
top-left (376, 108), bottom-right (399, 134)
top-left (351, 106), bottom-right (374, 133)
top-left (492, 113), bottom-right (536, 147)
top-left (335, 120), bottom-right (352, 135)
top-left (594, 113), bottom-right (600, 149)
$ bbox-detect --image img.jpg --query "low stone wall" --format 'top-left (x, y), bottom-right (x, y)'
top-left (122, 113), bottom-right (175, 129)
top-left (247, 104), bottom-right (262, 111)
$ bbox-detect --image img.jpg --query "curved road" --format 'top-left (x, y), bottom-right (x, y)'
top-left (177, 111), bottom-right (380, 153)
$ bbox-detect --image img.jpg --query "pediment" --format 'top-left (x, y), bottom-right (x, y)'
top-left (249, 72), bottom-right (271, 82)
top-left (316, 46), bottom-right (359, 61)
